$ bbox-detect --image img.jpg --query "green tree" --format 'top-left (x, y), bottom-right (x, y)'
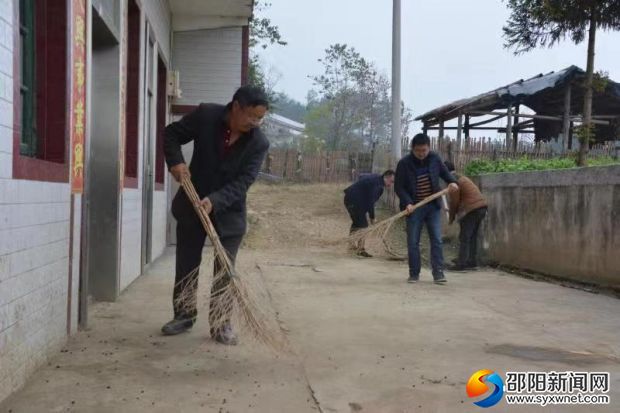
top-left (272, 92), bottom-right (307, 123)
top-left (309, 44), bottom-right (394, 150)
top-left (400, 103), bottom-right (414, 153)
top-left (304, 101), bottom-right (333, 147)
top-left (310, 44), bottom-right (368, 149)
top-left (503, 0), bottom-right (620, 166)
top-left (357, 66), bottom-right (392, 149)
top-left (248, 1), bottom-right (286, 99)
top-left (307, 44), bottom-right (413, 153)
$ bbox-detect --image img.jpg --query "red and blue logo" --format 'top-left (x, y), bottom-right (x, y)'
top-left (466, 369), bottom-right (504, 408)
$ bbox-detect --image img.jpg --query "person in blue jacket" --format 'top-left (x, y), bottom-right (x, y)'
top-left (344, 170), bottom-right (395, 257)
top-left (395, 133), bottom-right (459, 284)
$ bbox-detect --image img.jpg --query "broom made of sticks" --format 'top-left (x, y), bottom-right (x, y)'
top-left (176, 176), bottom-right (286, 351)
top-left (348, 188), bottom-right (451, 256)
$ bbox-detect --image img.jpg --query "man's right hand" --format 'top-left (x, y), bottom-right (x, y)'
top-left (405, 204), bottom-right (415, 215)
top-left (170, 163), bottom-right (190, 182)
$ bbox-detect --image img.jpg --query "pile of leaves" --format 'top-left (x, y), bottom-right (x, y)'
top-left (464, 156), bottom-right (619, 176)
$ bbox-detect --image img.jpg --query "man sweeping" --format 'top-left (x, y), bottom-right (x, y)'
top-left (395, 133), bottom-right (458, 284)
top-left (161, 86), bottom-right (270, 345)
top-left (444, 161), bottom-right (488, 271)
top-left (344, 170), bottom-right (395, 257)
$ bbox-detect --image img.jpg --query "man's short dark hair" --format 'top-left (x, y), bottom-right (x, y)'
top-left (444, 161), bottom-right (455, 172)
top-left (411, 133), bottom-right (431, 147)
top-left (232, 85), bottom-right (270, 109)
top-left (383, 169), bottom-right (395, 177)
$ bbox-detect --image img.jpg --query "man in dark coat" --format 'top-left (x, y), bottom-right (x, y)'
top-left (395, 133), bottom-right (458, 284)
top-left (444, 161), bottom-right (488, 271)
top-left (161, 86), bottom-right (270, 344)
top-left (343, 170), bottom-right (395, 257)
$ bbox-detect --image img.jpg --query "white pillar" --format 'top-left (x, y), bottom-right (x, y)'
top-left (391, 0), bottom-right (402, 163)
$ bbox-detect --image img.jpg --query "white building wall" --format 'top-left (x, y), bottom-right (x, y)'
top-left (152, 190), bottom-right (167, 258)
top-left (1, 0), bottom-right (247, 402)
top-left (69, 196), bottom-right (81, 334)
top-left (119, 0), bottom-right (171, 289)
top-left (0, 0), bottom-right (74, 402)
top-left (0, 179), bottom-right (72, 403)
top-left (120, 188), bottom-right (142, 290)
top-left (142, 0), bottom-right (171, 63)
top-left (0, 0), bottom-right (79, 403)
top-left (172, 27), bottom-right (242, 106)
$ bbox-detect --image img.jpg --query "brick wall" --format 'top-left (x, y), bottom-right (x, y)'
top-left (0, 179), bottom-right (72, 403)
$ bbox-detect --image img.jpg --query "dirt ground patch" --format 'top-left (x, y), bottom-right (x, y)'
top-left (244, 183), bottom-right (348, 250)
top-left (245, 182), bottom-right (459, 265)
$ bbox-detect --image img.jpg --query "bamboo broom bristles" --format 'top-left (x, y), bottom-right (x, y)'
top-left (173, 176), bottom-right (287, 351)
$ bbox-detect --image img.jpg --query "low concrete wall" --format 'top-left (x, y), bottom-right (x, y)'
top-left (475, 165), bottom-right (620, 287)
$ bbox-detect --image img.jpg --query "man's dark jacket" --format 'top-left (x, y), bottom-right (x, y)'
top-left (394, 152), bottom-right (456, 210)
top-left (343, 173), bottom-right (384, 220)
top-left (164, 103), bottom-right (269, 237)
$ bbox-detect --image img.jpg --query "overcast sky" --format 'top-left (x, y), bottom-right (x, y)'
top-left (258, 0), bottom-right (620, 133)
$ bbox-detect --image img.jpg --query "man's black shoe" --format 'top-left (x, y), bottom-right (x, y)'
top-left (446, 264), bottom-right (468, 272)
top-left (161, 317), bottom-right (194, 336)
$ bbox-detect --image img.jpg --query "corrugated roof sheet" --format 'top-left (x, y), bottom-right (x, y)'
top-left (416, 66), bottom-right (620, 124)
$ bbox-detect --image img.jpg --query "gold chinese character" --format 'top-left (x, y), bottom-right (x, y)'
top-left (74, 143), bottom-right (84, 177)
top-left (74, 61), bottom-right (85, 89)
top-left (75, 16), bottom-right (85, 46)
top-left (74, 100), bottom-right (84, 136)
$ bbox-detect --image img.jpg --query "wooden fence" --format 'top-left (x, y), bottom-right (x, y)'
top-left (261, 139), bottom-right (618, 183)
top-left (261, 149), bottom-right (375, 183)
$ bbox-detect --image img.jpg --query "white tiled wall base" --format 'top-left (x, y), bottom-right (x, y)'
top-left (0, 275), bottom-right (67, 402)
top-left (69, 196), bottom-right (81, 335)
top-left (119, 187), bottom-right (169, 289)
top-left (0, 176), bottom-right (72, 403)
top-left (120, 188), bottom-right (142, 290)
top-left (152, 190), bottom-right (167, 260)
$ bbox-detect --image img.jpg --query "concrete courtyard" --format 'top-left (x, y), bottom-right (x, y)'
top-left (2, 184), bottom-right (619, 412)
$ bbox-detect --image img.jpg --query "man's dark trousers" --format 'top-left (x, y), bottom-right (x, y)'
top-left (344, 196), bottom-right (369, 233)
top-left (172, 193), bottom-right (241, 328)
top-left (457, 207), bottom-right (487, 267)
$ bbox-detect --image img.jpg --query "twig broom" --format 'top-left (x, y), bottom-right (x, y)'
top-left (176, 176), bottom-right (286, 351)
top-left (348, 188), bottom-right (451, 257)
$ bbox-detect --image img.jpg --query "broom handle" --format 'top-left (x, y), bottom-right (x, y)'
top-left (180, 176), bottom-right (234, 270)
top-left (393, 187), bottom-right (451, 220)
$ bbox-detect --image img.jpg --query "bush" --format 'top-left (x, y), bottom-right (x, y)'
top-left (464, 156), bottom-right (619, 176)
